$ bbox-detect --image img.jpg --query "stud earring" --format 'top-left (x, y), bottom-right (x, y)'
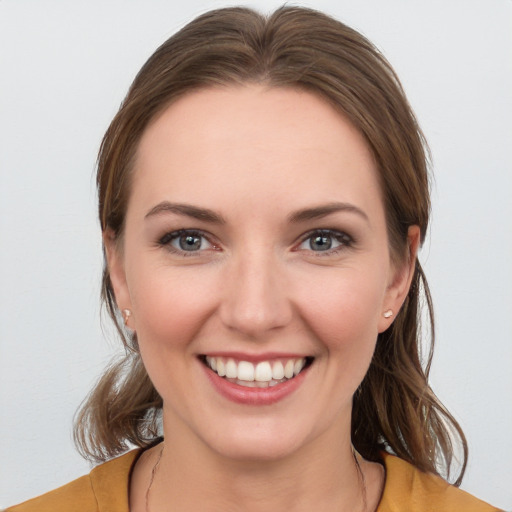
top-left (383, 310), bottom-right (393, 318)
top-left (122, 309), bottom-right (132, 325)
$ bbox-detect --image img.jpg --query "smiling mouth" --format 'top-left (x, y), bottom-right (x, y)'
top-left (200, 356), bottom-right (314, 388)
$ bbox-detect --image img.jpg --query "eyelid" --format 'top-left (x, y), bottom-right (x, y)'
top-left (157, 227), bottom-right (353, 256)
top-left (158, 228), bottom-right (221, 255)
top-left (294, 228), bottom-right (354, 253)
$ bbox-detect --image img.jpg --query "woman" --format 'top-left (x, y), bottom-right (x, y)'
top-left (6, 6), bottom-right (502, 512)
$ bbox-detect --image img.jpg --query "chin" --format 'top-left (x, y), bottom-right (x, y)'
top-left (208, 429), bottom-right (306, 463)
top-left (196, 407), bottom-right (341, 465)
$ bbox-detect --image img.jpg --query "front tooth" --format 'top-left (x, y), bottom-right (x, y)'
top-left (238, 361), bottom-right (255, 381)
top-left (254, 361), bottom-right (272, 382)
top-left (284, 359), bottom-right (294, 379)
top-left (210, 357), bottom-right (217, 371)
top-left (294, 358), bottom-right (305, 375)
top-left (272, 361), bottom-right (284, 380)
top-left (216, 359), bottom-right (226, 377)
top-left (226, 358), bottom-right (238, 378)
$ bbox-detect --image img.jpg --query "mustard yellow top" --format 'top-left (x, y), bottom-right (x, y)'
top-left (6, 451), bottom-right (501, 512)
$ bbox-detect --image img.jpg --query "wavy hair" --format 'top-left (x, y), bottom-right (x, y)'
top-left (74, 5), bottom-right (467, 485)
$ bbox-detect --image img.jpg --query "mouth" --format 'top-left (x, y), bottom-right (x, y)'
top-left (200, 355), bottom-right (314, 388)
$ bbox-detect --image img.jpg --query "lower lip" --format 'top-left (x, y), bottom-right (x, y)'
top-left (203, 363), bottom-right (309, 405)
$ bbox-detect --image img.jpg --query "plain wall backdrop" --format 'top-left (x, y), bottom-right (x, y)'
top-left (1, 0), bottom-right (511, 509)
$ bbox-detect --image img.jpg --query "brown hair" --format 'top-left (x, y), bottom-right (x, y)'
top-left (75, 5), bottom-right (467, 484)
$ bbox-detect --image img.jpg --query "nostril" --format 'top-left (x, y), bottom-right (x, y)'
top-left (219, 300), bottom-right (294, 338)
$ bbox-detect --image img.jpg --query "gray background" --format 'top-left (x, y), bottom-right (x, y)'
top-left (1, 0), bottom-right (511, 509)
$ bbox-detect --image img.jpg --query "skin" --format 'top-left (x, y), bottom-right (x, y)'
top-left (106, 85), bottom-right (419, 511)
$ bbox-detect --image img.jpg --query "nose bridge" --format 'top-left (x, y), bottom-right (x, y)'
top-left (220, 245), bottom-right (292, 337)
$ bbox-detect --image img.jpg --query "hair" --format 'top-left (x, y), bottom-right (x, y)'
top-left (74, 5), bottom-right (468, 484)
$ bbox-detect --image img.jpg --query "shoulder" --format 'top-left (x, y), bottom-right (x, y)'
top-left (4, 450), bottom-right (140, 512)
top-left (4, 474), bottom-right (97, 512)
top-left (378, 453), bottom-right (502, 512)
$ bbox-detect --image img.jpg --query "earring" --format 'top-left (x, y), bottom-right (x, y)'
top-left (383, 309), bottom-right (393, 318)
top-left (122, 309), bottom-right (132, 325)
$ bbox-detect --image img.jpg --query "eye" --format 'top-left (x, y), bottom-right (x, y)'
top-left (159, 230), bottom-right (214, 253)
top-left (297, 229), bottom-right (353, 253)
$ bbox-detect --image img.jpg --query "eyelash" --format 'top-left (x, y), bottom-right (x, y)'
top-left (157, 229), bottom-right (217, 256)
top-left (157, 228), bottom-right (354, 256)
top-left (295, 229), bottom-right (354, 256)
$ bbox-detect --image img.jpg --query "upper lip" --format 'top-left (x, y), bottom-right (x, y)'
top-left (199, 351), bottom-right (312, 363)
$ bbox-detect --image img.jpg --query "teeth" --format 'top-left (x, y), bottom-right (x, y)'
top-left (254, 361), bottom-right (272, 382)
top-left (236, 379), bottom-right (256, 387)
top-left (216, 359), bottom-right (226, 377)
top-left (205, 356), bottom-right (309, 385)
top-left (294, 359), bottom-right (305, 375)
top-left (284, 360), bottom-right (294, 379)
top-left (238, 361), bottom-right (255, 381)
top-left (272, 361), bottom-right (284, 380)
top-left (225, 358), bottom-right (237, 379)
top-left (232, 378), bottom-right (287, 388)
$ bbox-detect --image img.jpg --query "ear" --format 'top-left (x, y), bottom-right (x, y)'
top-left (103, 228), bottom-right (133, 328)
top-left (378, 225), bottom-right (421, 333)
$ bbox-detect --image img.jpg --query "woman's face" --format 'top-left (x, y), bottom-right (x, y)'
top-left (107, 85), bottom-right (417, 461)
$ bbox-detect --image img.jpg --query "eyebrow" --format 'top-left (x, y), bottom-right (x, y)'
top-left (145, 201), bottom-right (368, 225)
top-left (288, 202), bottom-right (369, 223)
top-left (145, 202), bottom-right (226, 224)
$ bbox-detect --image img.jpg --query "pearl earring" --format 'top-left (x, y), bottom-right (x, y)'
top-left (122, 309), bottom-right (132, 325)
top-left (383, 310), bottom-right (393, 318)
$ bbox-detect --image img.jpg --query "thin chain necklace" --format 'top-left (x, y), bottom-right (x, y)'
top-left (352, 446), bottom-right (368, 512)
top-left (145, 443), bottom-right (367, 512)
top-left (145, 444), bottom-right (164, 512)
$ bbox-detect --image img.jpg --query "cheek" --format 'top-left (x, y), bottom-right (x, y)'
top-left (294, 265), bottom-right (387, 355)
top-left (290, 264), bottom-right (390, 415)
top-left (128, 263), bottom-right (217, 352)
top-left (126, 263), bottom-right (220, 405)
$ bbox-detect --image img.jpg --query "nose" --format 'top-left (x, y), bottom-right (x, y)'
top-left (219, 250), bottom-right (293, 338)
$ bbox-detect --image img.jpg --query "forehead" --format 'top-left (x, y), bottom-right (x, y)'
top-left (130, 85), bottom-right (382, 221)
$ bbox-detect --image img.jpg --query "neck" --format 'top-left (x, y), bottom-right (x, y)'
top-left (142, 420), bottom-right (374, 512)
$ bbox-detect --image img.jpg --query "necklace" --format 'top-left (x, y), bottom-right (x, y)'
top-left (145, 443), bottom-right (368, 512)
top-left (145, 444), bottom-right (164, 512)
top-left (352, 446), bottom-right (368, 512)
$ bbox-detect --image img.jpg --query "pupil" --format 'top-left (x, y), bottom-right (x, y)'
top-left (311, 234), bottom-right (331, 251)
top-left (179, 234), bottom-right (201, 251)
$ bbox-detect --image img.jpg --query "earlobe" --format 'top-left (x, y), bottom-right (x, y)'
top-left (378, 225), bottom-right (421, 332)
top-left (103, 229), bottom-right (132, 319)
